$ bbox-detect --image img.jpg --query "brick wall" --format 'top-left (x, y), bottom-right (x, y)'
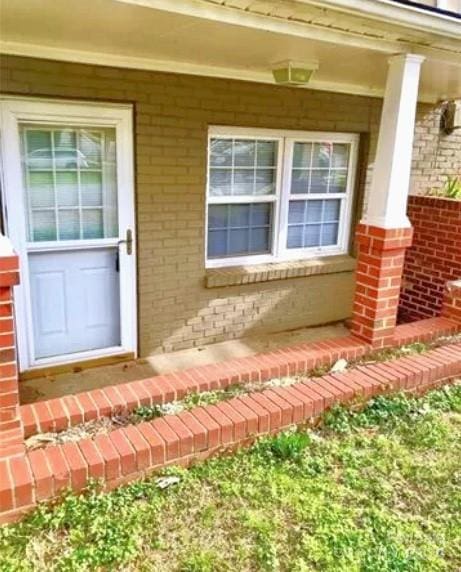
top-left (1, 55), bottom-right (459, 356)
top-left (0, 252), bottom-right (23, 458)
top-left (399, 196), bottom-right (461, 323)
top-left (1, 55), bottom-right (382, 355)
top-left (410, 102), bottom-right (461, 196)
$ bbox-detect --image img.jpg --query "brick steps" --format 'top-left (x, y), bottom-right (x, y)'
top-left (2, 339), bottom-right (461, 525)
top-left (19, 317), bottom-right (459, 439)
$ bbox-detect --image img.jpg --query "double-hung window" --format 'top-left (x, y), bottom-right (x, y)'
top-left (206, 127), bottom-right (358, 268)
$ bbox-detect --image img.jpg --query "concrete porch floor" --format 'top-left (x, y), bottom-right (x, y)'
top-left (19, 323), bottom-right (348, 405)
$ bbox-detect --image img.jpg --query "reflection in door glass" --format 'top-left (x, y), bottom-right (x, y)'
top-left (20, 125), bottom-right (118, 241)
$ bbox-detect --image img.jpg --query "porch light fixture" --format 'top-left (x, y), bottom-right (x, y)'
top-left (441, 100), bottom-right (461, 135)
top-left (271, 59), bottom-right (319, 86)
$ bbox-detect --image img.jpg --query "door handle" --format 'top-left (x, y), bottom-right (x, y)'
top-left (118, 228), bottom-right (133, 255)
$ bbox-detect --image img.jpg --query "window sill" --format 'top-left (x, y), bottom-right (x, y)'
top-left (205, 254), bottom-right (356, 288)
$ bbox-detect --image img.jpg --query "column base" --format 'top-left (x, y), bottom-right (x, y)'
top-left (351, 224), bottom-right (413, 349)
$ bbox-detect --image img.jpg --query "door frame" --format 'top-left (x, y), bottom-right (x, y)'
top-left (0, 96), bottom-right (137, 371)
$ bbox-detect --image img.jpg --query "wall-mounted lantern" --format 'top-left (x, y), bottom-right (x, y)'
top-left (441, 100), bottom-right (461, 135)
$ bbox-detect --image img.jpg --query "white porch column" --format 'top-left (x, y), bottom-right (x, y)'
top-left (351, 53), bottom-right (425, 348)
top-left (363, 53), bottom-right (425, 229)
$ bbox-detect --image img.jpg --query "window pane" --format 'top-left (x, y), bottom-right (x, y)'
top-left (210, 139), bottom-right (232, 167)
top-left (58, 209), bottom-right (80, 240)
top-left (287, 199), bottom-right (342, 250)
top-left (322, 223), bottom-right (339, 246)
top-left (293, 142), bottom-right (312, 168)
top-left (209, 169), bottom-right (232, 196)
top-left (310, 170), bottom-right (329, 193)
top-left (312, 143), bottom-right (331, 168)
top-left (250, 228), bottom-right (270, 252)
top-left (332, 144), bottom-right (349, 168)
top-left (251, 203), bottom-right (271, 226)
top-left (234, 140), bottom-right (255, 167)
top-left (257, 141), bottom-right (276, 166)
top-left (229, 204), bottom-right (250, 227)
top-left (304, 224), bottom-right (321, 247)
top-left (288, 201), bottom-right (305, 224)
top-left (56, 172), bottom-right (78, 207)
top-left (208, 230), bottom-right (228, 257)
top-left (54, 130), bottom-right (78, 169)
top-left (82, 210), bottom-right (103, 239)
top-left (233, 169), bottom-right (255, 195)
top-left (324, 200), bottom-right (341, 221)
top-left (229, 228), bottom-right (250, 254)
top-left (208, 205), bottom-right (228, 229)
top-left (81, 172), bottom-right (103, 206)
top-left (31, 211), bottom-right (56, 241)
top-left (79, 131), bottom-right (102, 169)
top-left (255, 169), bottom-right (275, 195)
top-left (306, 200), bottom-right (323, 223)
top-left (21, 125), bottom-right (118, 242)
top-left (291, 140), bottom-right (351, 196)
top-left (329, 170), bottom-right (347, 193)
top-left (291, 170), bottom-right (309, 194)
top-left (209, 138), bottom-right (278, 198)
top-left (207, 203), bottom-right (272, 258)
top-left (28, 172), bottom-right (54, 208)
top-left (287, 225), bottom-right (303, 249)
top-left (25, 130), bottom-right (52, 170)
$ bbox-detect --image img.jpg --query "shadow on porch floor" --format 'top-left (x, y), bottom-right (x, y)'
top-left (19, 322), bottom-right (349, 405)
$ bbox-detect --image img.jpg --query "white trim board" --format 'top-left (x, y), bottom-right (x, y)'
top-left (0, 41), bottom-right (440, 104)
top-left (0, 96), bottom-right (138, 371)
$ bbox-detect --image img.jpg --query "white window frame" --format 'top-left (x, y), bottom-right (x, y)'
top-left (206, 126), bottom-right (359, 268)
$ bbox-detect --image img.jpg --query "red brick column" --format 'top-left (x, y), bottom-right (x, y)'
top-left (441, 280), bottom-right (461, 325)
top-left (351, 224), bottom-right (413, 348)
top-left (0, 253), bottom-right (23, 459)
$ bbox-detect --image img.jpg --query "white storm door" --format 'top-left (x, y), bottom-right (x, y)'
top-left (0, 98), bottom-right (136, 370)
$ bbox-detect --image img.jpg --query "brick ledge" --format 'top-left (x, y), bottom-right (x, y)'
top-left (205, 254), bottom-right (356, 288)
top-left (18, 317), bottom-right (460, 440)
top-left (2, 341), bottom-right (461, 525)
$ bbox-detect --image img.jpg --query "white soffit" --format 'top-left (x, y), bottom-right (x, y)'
top-left (0, 0), bottom-right (460, 102)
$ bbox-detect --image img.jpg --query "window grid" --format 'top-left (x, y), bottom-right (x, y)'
top-left (22, 127), bottom-right (114, 243)
top-left (291, 142), bottom-right (349, 195)
top-left (206, 129), bottom-right (357, 267)
top-left (208, 203), bottom-right (273, 258)
top-left (286, 199), bottom-right (343, 249)
top-left (209, 138), bottom-right (278, 198)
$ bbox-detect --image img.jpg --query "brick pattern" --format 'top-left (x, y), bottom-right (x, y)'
top-left (442, 280), bottom-right (461, 324)
top-left (20, 335), bottom-right (369, 438)
top-left (2, 340), bottom-right (461, 524)
top-left (399, 196), bottom-right (461, 323)
top-left (0, 255), bottom-right (23, 460)
top-left (351, 225), bottom-right (413, 348)
top-left (0, 57), bottom-right (460, 356)
top-left (411, 102), bottom-right (461, 196)
top-left (1, 57), bottom-right (458, 356)
top-left (0, 54), bottom-right (380, 354)
top-left (19, 316), bottom-right (459, 439)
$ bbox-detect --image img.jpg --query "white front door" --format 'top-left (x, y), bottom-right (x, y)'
top-left (0, 98), bottom-right (137, 370)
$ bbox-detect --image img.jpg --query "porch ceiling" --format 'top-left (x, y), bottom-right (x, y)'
top-left (1, 0), bottom-right (460, 102)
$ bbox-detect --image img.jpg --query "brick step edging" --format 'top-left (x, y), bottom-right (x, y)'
top-left (2, 341), bottom-right (461, 525)
top-left (19, 317), bottom-right (460, 439)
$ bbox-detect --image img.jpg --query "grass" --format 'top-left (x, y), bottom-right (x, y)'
top-left (2, 383), bottom-right (461, 572)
